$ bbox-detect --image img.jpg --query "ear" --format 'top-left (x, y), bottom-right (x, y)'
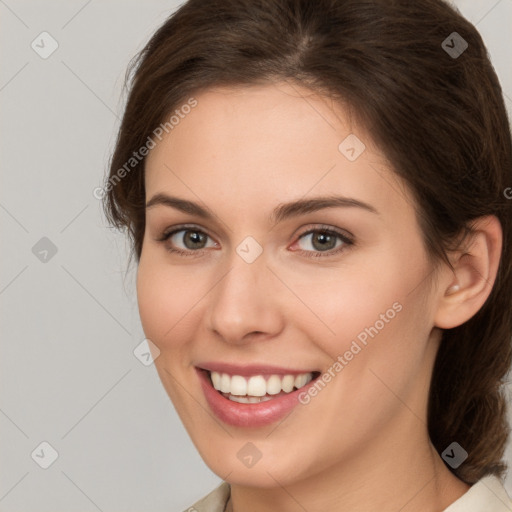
top-left (434, 215), bottom-right (502, 329)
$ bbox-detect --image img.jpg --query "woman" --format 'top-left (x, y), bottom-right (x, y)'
top-left (102, 0), bottom-right (512, 510)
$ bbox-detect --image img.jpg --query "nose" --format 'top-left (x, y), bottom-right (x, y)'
top-left (205, 249), bottom-right (285, 345)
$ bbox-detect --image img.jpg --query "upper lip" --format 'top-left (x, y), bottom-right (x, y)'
top-left (196, 362), bottom-right (318, 377)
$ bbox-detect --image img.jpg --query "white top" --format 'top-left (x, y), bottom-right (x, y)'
top-left (185, 475), bottom-right (512, 511)
top-left (444, 475), bottom-right (512, 511)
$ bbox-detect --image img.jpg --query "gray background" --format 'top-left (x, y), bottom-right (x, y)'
top-left (0, 1), bottom-right (511, 510)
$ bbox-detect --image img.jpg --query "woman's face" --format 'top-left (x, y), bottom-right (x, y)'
top-left (137, 81), bottom-right (444, 488)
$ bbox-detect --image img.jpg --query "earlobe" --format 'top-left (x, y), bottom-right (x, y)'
top-left (445, 283), bottom-right (460, 296)
top-left (434, 215), bottom-right (502, 330)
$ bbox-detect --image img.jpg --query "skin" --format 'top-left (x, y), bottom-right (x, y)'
top-left (137, 80), bottom-right (502, 511)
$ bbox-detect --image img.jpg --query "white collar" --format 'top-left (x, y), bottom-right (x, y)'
top-left (443, 475), bottom-right (512, 511)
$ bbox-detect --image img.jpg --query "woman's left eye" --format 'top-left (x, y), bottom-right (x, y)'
top-left (156, 225), bottom-right (354, 258)
top-left (292, 227), bottom-right (354, 258)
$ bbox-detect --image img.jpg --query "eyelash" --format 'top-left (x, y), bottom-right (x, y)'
top-left (155, 224), bottom-right (355, 259)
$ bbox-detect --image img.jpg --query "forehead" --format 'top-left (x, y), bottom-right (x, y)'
top-left (144, 81), bottom-right (412, 220)
top-left (146, 81), bottom-right (366, 166)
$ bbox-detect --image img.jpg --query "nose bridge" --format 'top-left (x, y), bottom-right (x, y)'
top-left (206, 243), bottom-right (283, 344)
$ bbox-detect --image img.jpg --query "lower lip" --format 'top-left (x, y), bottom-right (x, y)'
top-left (197, 369), bottom-right (314, 428)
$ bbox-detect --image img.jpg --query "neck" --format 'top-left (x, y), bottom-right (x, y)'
top-left (229, 421), bottom-right (470, 512)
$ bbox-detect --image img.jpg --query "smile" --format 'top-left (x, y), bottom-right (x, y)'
top-left (210, 371), bottom-right (315, 403)
top-left (196, 364), bottom-right (321, 427)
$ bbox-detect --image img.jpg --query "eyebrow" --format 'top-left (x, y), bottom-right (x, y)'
top-left (145, 193), bottom-right (379, 225)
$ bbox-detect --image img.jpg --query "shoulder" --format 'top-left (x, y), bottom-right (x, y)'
top-left (179, 477), bottom-right (512, 512)
top-left (443, 475), bottom-right (512, 512)
top-left (182, 482), bottom-right (231, 512)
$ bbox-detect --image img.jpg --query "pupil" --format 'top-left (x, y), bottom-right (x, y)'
top-left (313, 232), bottom-right (334, 251)
top-left (185, 231), bottom-right (205, 249)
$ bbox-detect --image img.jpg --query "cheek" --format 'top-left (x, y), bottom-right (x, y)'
top-left (323, 253), bottom-right (434, 402)
top-left (305, 246), bottom-right (431, 367)
top-left (136, 253), bottom-right (200, 347)
top-left (293, 262), bottom-right (410, 337)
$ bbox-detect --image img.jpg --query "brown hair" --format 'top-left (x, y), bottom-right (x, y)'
top-left (103, 0), bottom-right (512, 484)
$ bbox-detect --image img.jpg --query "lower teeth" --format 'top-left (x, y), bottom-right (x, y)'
top-left (226, 394), bottom-right (274, 403)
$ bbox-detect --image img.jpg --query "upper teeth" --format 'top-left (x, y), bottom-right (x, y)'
top-left (210, 371), bottom-right (313, 396)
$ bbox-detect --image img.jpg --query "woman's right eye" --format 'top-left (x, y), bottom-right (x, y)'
top-left (157, 226), bottom-right (218, 256)
top-left (157, 226), bottom-right (218, 257)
